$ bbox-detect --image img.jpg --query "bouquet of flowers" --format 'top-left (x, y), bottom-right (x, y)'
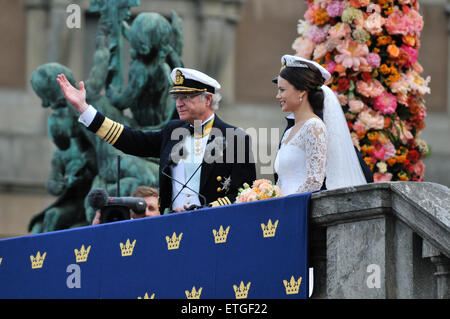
top-left (292, 0), bottom-right (430, 182)
top-left (235, 179), bottom-right (283, 203)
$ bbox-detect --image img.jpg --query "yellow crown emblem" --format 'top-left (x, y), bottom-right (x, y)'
top-left (283, 276), bottom-right (302, 295)
top-left (185, 286), bottom-right (203, 299)
top-left (74, 244), bottom-right (91, 263)
top-left (30, 251), bottom-right (46, 269)
top-left (174, 70), bottom-right (185, 85)
top-left (0, 257), bottom-right (2, 266)
top-left (138, 292), bottom-right (155, 299)
top-left (120, 239), bottom-right (136, 257)
top-left (166, 232), bottom-right (183, 250)
top-left (233, 281), bottom-right (251, 299)
top-left (261, 219), bottom-right (279, 238)
top-left (212, 225), bottom-right (230, 244)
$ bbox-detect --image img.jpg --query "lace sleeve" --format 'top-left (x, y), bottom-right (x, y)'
top-left (296, 120), bottom-right (327, 193)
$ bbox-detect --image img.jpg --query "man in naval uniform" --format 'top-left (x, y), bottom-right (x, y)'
top-left (57, 68), bottom-right (256, 214)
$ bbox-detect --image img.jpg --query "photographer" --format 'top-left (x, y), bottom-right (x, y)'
top-left (92, 186), bottom-right (160, 225)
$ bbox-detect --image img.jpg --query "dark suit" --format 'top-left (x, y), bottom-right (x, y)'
top-left (87, 112), bottom-right (256, 213)
top-left (275, 116), bottom-right (373, 187)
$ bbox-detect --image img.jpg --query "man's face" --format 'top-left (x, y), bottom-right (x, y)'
top-left (173, 93), bottom-right (214, 124)
top-left (130, 196), bottom-right (160, 219)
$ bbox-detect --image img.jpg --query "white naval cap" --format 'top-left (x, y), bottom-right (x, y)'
top-left (170, 67), bottom-right (221, 94)
top-left (277, 54), bottom-right (331, 82)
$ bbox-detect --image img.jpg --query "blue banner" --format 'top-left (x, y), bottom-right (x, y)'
top-left (0, 193), bottom-right (310, 299)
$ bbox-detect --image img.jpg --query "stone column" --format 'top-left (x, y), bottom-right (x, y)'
top-left (196, 0), bottom-right (245, 104)
top-left (24, 0), bottom-right (50, 91)
top-left (423, 239), bottom-right (450, 299)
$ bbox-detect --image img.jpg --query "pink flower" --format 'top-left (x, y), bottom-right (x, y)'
top-left (327, 1), bottom-right (344, 18)
top-left (412, 160), bottom-right (425, 178)
top-left (356, 79), bottom-right (385, 98)
top-left (324, 60), bottom-right (336, 73)
top-left (372, 143), bottom-right (386, 160)
top-left (401, 45), bottom-right (418, 67)
top-left (366, 52), bottom-right (381, 68)
top-left (382, 141), bottom-right (396, 161)
top-left (374, 92), bottom-right (398, 114)
top-left (252, 179), bottom-right (272, 188)
top-left (292, 37), bottom-right (315, 59)
top-left (385, 11), bottom-right (409, 35)
top-left (374, 172), bottom-right (393, 182)
top-left (349, 99), bottom-right (365, 113)
top-left (335, 39), bottom-right (369, 71)
top-left (307, 25), bottom-right (328, 43)
top-left (400, 127), bottom-right (414, 144)
top-left (364, 12), bottom-right (386, 35)
top-left (353, 121), bottom-right (366, 134)
top-left (404, 8), bottom-right (424, 36)
top-left (357, 108), bottom-right (385, 130)
top-left (313, 42), bottom-right (328, 60)
top-left (328, 23), bottom-right (351, 40)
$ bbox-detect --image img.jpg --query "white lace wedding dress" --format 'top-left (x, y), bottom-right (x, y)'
top-left (274, 118), bottom-right (327, 195)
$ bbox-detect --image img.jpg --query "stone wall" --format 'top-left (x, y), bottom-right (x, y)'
top-left (309, 181), bottom-right (450, 299)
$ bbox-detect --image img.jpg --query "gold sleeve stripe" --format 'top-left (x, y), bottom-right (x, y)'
top-left (223, 197), bottom-right (231, 205)
top-left (109, 124), bottom-right (124, 145)
top-left (95, 117), bottom-right (124, 145)
top-left (104, 122), bottom-right (119, 143)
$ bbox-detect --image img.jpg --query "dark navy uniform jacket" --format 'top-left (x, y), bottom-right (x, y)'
top-left (87, 112), bottom-right (256, 213)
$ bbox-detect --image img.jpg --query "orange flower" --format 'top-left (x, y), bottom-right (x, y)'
top-left (387, 158), bottom-right (397, 166)
top-left (314, 9), bottom-right (329, 25)
top-left (377, 35), bottom-right (392, 46)
top-left (361, 144), bottom-right (375, 155)
top-left (402, 35), bottom-right (416, 47)
top-left (379, 64), bottom-right (391, 75)
top-left (367, 131), bottom-right (379, 141)
top-left (334, 63), bottom-right (347, 76)
top-left (387, 44), bottom-right (400, 58)
top-left (388, 73), bottom-right (401, 83)
top-left (384, 117), bottom-right (391, 129)
top-left (397, 172), bottom-right (410, 181)
top-left (364, 157), bottom-right (373, 166)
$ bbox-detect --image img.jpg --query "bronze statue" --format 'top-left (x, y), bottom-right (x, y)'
top-left (28, 0), bottom-right (183, 232)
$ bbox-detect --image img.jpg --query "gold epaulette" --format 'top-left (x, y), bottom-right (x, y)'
top-left (209, 196), bottom-right (232, 207)
top-left (96, 117), bottom-right (124, 145)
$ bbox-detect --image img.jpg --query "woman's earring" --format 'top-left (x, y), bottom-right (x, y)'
top-left (299, 96), bottom-right (303, 103)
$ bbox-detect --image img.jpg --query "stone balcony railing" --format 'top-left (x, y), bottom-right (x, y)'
top-left (309, 181), bottom-right (450, 299)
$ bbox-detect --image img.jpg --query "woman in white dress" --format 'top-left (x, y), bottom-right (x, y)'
top-left (274, 55), bottom-right (367, 195)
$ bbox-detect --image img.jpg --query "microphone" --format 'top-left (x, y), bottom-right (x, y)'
top-left (161, 162), bottom-right (207, 212)
top-left (87, 188), bottom-right (147, 223)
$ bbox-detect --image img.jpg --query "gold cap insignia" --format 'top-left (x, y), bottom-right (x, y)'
top-left (174, 70), bottom-right (185, 85)
top-left (280, 59), bottom-right (287, 72)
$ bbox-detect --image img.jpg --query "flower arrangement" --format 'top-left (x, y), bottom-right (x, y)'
top-left (292, 0), bottom-right (430, 182)
top-left (235, 179), bottom-right (283, 203)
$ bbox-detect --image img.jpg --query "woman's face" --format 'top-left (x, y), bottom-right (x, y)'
top-left (276, 76), bottom-right (303, 113)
